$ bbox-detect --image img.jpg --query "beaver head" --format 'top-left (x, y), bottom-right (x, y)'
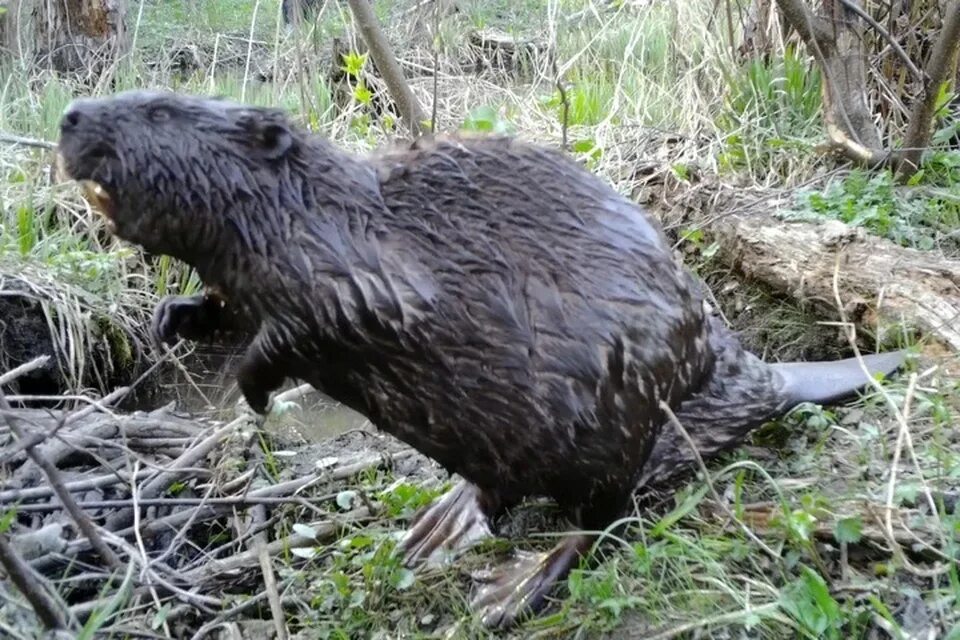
top-left (56, 90), bottom-right (302, 261)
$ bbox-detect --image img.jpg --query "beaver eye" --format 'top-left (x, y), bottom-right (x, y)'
top-left (148, 107), bottom-right (171, 123)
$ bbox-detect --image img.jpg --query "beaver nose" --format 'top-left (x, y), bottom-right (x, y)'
top-left (60, 99), bottom-right (96, 132)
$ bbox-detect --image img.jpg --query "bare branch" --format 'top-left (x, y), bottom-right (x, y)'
top-left (0, 390), bottom-right (122, 570)
top-left (897, 0), bottom-right (960, 181)
top-left (346, 0), bottom-right (427, 137)
top-left (836, 0), bottom-right (923, 81)
top-left (0, 534), bottom-right (73, 631)
top-left (0, 132), bottom-right (57, 150)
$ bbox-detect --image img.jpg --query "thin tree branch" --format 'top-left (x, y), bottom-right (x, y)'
top-left (0, 534), bottom-right (74, 631)
top-left (552, 57), bottom-right (569, 151)
top-left (0, 389), bottom-right (123, 570)
top-left (836, 0), bottom-right (923, 81)
top-left (0, 132), bottom-right (57, 150)
top-left (346, 0), bottom-right (427, 137)
top-left (897, 0), bottom-right (960, 180)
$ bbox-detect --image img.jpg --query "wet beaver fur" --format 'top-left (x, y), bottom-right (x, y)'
top-left (56, 90), bottom-right (906, 628)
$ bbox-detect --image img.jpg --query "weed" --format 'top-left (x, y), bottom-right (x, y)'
top-left (717, 46), bottom-right (823, 180)
top-left (790, 164), bottom-right (960, 254)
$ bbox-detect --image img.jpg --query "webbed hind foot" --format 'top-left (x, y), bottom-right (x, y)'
top-left (399, 479), bottom-right (499, 568)
top-left (470, 533), bottom-right (594, 628)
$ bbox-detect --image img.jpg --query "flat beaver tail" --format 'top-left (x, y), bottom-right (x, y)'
top-left (770, 349), bottom-right (907, 407)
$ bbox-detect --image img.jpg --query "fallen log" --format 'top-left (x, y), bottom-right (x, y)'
top-left (650, 176), bottom-right (960, 355)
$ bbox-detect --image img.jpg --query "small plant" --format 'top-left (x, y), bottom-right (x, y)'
top-left (717, 47), bottom-right (822, 177)
top-left (459, 104), bottom-right (516, 135)
top-left (790, 166), bottom-right (960, 253)
top-left (778, 565), bottom-right (844, 639)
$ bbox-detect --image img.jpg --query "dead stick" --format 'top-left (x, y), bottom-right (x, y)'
top-left (9, 495), bottom-right (332, 512)
top-left (0, 356), bottom-right (51, 388)
top-left (35, 450), bottom-right (411, 566)
top-left (0, 534), bottom-right (73, 631)
top-left (180, 507), bottom-right (372, 584)
top-left (140, 420), bottom-right (239, 499)
top-left (0, 469), bottom-right (151, 504)
top-left (0, 347), bottom-right (174, 465)
top-left (0, 132), bottom-right (57, 150)
top-left (0, 390), bottom-right (122, 570)
top-left (252, 504), bottom-right (286, 640)
top-left (188, 584), bottom-right (298, 640)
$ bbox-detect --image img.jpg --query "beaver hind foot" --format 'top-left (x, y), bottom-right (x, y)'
top-left (470, 535), bottom-right (595, 628)
top-left (399, 479), bottom-right (500, 568)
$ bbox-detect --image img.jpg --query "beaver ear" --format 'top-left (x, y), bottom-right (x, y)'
top-left (237, 111), bottom-right (294, 159)
top-left (256, 122), bottom-right (293, 159)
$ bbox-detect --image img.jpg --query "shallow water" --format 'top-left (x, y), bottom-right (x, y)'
top-left (147, 346), bottom-right (371, 443)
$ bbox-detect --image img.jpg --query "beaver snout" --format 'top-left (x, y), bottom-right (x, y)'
top-left (60, 97), bottom-right (103, 134)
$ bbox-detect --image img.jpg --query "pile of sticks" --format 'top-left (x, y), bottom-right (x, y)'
top-left (0, 356), bottom-right (415, 639)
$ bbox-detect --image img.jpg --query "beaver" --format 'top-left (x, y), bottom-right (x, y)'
top-left (56, 90), bottom-right (906, 628)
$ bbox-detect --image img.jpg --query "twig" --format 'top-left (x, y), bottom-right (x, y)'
top-left (1, 346), bottom-right (177, 467)
top-left (179, 507), bottom-right (371, 585)
top-left (0, 469), bottom-right (152, 504)
top-left (658, 400), bottom-right (781, 561)
top-left (346, 0), bottom-right (427, 137)
top-left (0, 132), bottom-right (57, 150)
top-left (896, 0), bottom-right (960, 179)
top-left (429, 0), bottom-right (440, 134)
top-left (552, 56), bottom-right (569, 151)
top-left (246, 426), bottom-right (287, 640)
top-left (836, 0), bottom-right (923, 81)
top-left (188, 584), bottom-right (298, 640)
top-left (828, 255), bottom-right (950, 578)
top-left (140, 418), bottom-right (241, 499)
top-left (0, 534), bottom-right (74, 631)
top-left (2, 496), bottom-right (328, 512)
top-left (0, 356), bottom-right (52, 388)
top-left (252, 504), bottom-right (286, 640)
top-left (0, 389), bottom-right (122, 570)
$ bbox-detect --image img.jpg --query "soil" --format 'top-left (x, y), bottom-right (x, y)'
top-left (0, 291), bottom-right (62, 397)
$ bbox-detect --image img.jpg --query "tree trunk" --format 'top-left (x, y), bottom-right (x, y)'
top-left (775, 0), bottom-right (886, 165)
top-left (32, 0), bottom-right (127, 76)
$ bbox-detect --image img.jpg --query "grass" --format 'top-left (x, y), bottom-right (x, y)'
top-left (1, 0), bottom-right (958, 637)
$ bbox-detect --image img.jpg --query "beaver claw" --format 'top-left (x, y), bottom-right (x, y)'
top-left (398, 480), bottom-right (497, 568)
top-left (470, 534), bottom-right (593, 628)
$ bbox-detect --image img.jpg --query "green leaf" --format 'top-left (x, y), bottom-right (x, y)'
top-left (461, 105), bottom-right (499, 132)
top-left (340, 51), bottom-right (368, 77)
top-left (779, 566), bottom-right (841, 639)
top-left (834, 516), bottom-right (862, 544)
top-left (353, 82), bottom-right (373, 105)
top-left (650, 483), bottom-right (709, 536)
top-left (151, 603), bottom-right (172, 630)
top-left (0, 508), bottom-right (16, 534)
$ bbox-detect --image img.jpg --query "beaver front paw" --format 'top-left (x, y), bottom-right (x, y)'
top-left (151, 294), bottom-right (203, 346)
top-left (151, 292), bottom-right (234, 347)
top-left (236, 336), bottom-right (288, 416)
top-left (238, 378), bottom-right (271, 415)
